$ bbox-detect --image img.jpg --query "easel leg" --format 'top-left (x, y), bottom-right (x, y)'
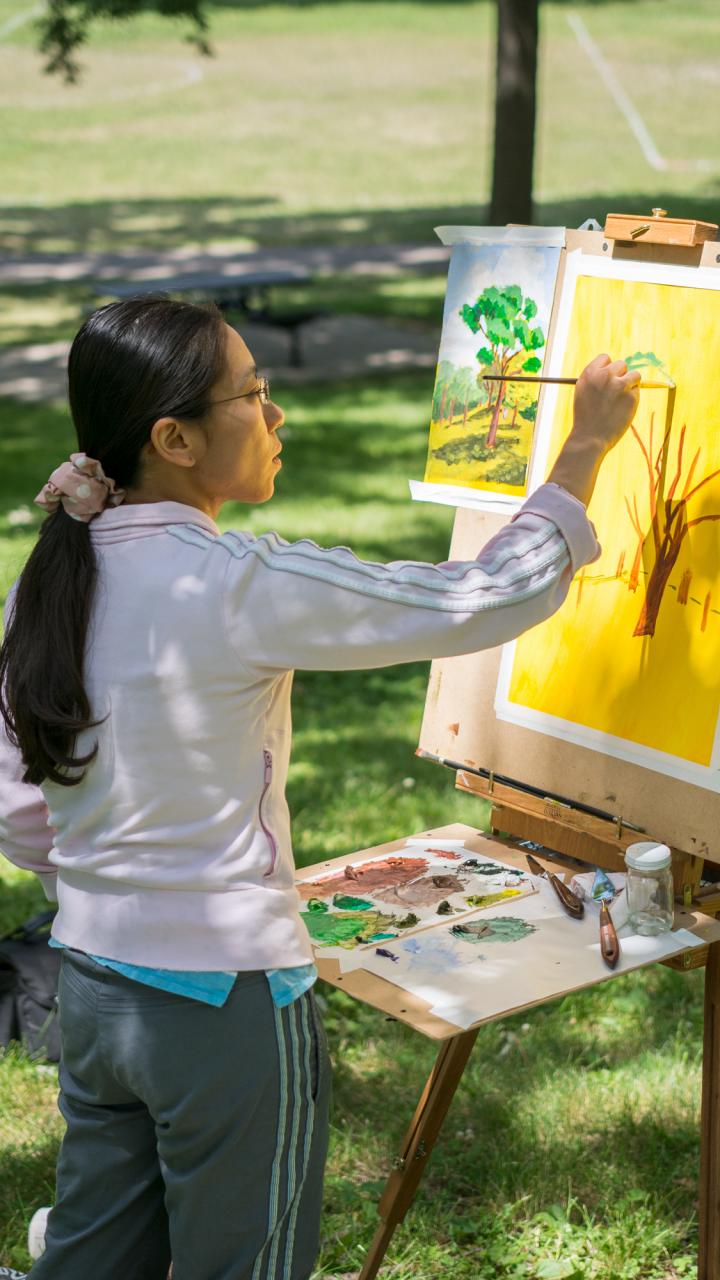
top-left (699, 941), bottom-right (720, 1280)
top-left (357, 1028), bottom-right (479, 1280)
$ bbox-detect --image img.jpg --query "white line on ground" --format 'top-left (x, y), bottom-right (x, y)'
top-left (565, 10), bottom-right (668, 172)
top-left (0, 3), bottom-right (43, 39)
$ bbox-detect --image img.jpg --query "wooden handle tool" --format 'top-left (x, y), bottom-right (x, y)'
top-left (525, 853), bottom-right (584, 919)
top-left (599, 900), bottom-right (620, 969)
top-left (481, 374), bottom-right (675, 390)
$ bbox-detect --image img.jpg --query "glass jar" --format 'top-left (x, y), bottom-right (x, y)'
top-left (624, 842), bottom-right (674, 936)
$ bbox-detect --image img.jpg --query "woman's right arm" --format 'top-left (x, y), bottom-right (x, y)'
top-left (223, 355), bottom-right (639, 674)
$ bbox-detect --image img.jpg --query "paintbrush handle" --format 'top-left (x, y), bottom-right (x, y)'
top-left (481, 374), bottom-right (671, 390)
top-left (599, 901), bottom-right (620, 969)
top-left (483, 374), bottom-right (577, 385)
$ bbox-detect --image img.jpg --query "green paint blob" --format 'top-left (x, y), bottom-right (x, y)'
top-left (301, 908), bottom-right (399, 949)
top-left (395, 912), bottom-right (420, 929)
top-left (465, 889), bottom-right (522, 909)
top-left (332, 893), bottom-right (374, 911)
top-left (306, 898), bottom-right (329, 914)
top-left (451, 916), bottom-right (536, 945)
top-left (463, 860), bottom-right (518, 876)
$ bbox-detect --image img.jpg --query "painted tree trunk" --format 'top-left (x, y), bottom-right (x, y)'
top-left (628, 538), bottom-right (644, 593)
top-left (633, 527), bottom-right (685, 637)
top-left (440, 388), bottom-right (447, 422)
top-left (463, 400), bottom-right (469, 427)
top-left (512, 403), bottom-right (518, 427)
top-left (677, 569), bottom-right (692, 605)
top-left (486, 389), bottom-right (504, 448)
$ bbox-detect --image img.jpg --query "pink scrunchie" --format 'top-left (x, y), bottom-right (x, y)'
top-left (34, 453), bottom-right (126, 523)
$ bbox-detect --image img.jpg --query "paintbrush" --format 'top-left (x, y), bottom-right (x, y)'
top-left (525, 852), bottom-right (584, 919)
top-left (482, 374), bottom-right (675, 390)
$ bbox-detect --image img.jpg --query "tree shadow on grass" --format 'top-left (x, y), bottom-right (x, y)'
top-left (3, 190), bottom-right (720, 259)
top-left (323, 959), bottom-right (705, 1262)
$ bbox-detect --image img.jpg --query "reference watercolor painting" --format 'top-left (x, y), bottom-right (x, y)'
top-left (423, 242), bottom-right (561, 501)
top-left (496, 256), bottom-right (720, 790)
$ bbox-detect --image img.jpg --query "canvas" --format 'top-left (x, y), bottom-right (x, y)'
top-left (415, 235), bottom-right (561, 511)
top-left (496, 254), bottom-right (720, 791)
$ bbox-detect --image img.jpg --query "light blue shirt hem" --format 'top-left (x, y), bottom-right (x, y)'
top-left (49, 939), bottom-right (317, 1009)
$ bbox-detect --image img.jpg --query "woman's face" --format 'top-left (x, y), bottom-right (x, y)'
top-left (195, 325), bottom-right (285, 509)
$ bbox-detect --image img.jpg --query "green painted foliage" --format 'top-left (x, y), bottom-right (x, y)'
top-left (432, 433), bottom-right (498, 466)
top-left (625, 350), bottom-right (665, 371)
top-left (460, 284), bottom-right (546, 378)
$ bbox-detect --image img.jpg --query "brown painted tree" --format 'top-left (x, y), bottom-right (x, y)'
top-left (625, 414), bottom-right (720, 637)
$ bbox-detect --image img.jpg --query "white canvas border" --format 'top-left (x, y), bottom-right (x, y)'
top-left (409, 478), bottom-right (523, 516)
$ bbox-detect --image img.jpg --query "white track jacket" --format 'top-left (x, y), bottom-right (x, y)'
top-left (0, 485), bottom-right (599, 970)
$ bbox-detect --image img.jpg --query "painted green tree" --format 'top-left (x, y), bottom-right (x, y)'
top-left (460, 285), bottom-right (545, 448)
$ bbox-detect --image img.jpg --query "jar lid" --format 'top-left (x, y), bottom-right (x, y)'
top-left (624, 841), bottom-right (672, 871)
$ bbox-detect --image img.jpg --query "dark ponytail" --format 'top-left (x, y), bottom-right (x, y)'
top-left (0, 295), bottom-right (227, 787)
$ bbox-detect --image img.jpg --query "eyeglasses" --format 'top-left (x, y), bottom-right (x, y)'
top-left (210, 375), bottom-right (271, 408)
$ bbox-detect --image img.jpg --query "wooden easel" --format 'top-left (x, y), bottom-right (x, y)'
top-left (357, 945), bottom-right (720, 1280)
top-left (312, 211), bottom-right (720, 1278)
top-left (305, 825), bottom-right (720, 1280)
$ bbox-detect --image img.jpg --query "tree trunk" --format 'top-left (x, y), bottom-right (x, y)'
top-left (489, 0), bottom-right (539, 225)
top-left (678, 569), bottom-right (692, 605)
top-left (628, 537), bottom-right (645, 593)
top-left (440, 388), bottom-right (447, 423)
top-left (486, 388), bottom-right (504, 448)
top-left (633, 530), bottom-right (685, 637)
top-left (512, 403), bottom-right (518, 426)
top-left (463, 400), bottom-right (469, 426)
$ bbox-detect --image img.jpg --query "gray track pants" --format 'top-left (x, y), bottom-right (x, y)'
top-left (30, 949), bottom-right (331, 1280)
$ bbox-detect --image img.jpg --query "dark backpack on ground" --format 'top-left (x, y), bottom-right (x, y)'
top-left (0, 909), bottom-right (60, 1062)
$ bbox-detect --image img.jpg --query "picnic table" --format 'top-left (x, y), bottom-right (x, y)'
top-left (98, 267), bottom-right (323, 367)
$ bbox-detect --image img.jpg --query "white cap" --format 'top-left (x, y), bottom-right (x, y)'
top-left (624, 841), bottom-right (672, 872)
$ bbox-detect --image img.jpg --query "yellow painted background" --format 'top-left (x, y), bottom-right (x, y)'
top-left (508, 274), bottom-right (720, 767)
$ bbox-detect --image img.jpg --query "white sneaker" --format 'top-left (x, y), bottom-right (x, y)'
top-left (27, 1207), bottom-right (51, 1261)
top-left (25, 1207), bottom-right (172, 1277)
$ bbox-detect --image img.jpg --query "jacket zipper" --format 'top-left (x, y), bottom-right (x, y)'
top-left (259, 749), bottom-right (278, 877)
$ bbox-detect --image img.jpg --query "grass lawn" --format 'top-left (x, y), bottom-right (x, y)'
top-left (0, 0), bottom-right (718, 254)
top-left (0, 374), bottom-right (709, 1279)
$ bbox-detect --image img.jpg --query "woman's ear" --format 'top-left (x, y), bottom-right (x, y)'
top-left (148, 418), bottom-right (205, 469)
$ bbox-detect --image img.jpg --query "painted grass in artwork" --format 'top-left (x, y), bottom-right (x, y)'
top-left (426, 401), bottom-right (536, 495)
